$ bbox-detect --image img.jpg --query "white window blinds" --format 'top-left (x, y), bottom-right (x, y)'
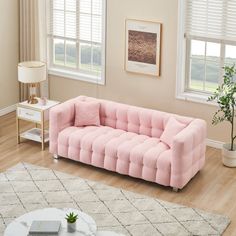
top-left (47, 0), bottom-right (105, 81)
top-left (185, 0), bottom-right (236, 42)
top-left (49, 0), bottom-right (103, 43)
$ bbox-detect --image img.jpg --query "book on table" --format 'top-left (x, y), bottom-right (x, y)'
top-left (28, 221), bottom-right (61, 235)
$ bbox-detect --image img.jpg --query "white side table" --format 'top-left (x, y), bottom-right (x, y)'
top-left (16, 98), bottom-right (60, 150)
top-left (4, 208), bottom-right (97, 236)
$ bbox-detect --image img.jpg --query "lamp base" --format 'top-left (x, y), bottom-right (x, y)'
top-left (28, 95), bottom-right (38, 104)
top-left (28, 83), bottom-right (38, 104)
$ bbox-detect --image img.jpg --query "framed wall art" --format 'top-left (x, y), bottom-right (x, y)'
top-left (125, 19), bottom-right (162, 77)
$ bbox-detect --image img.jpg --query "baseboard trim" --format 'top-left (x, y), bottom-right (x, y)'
top-left (206, 139), bottom-right (223, 149)
top-left (0, 104), bottom-right (16, 117)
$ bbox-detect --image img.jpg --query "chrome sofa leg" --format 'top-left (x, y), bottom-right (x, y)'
top-left (173, 187), bottom-right (179, 192)
top-left (53, 154), bottom-right (59, 159)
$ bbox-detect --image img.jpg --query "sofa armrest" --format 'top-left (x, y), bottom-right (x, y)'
top-left (49, 99), bottom-right (76, 154)
top-left (170, 119), bottom-right (207, 189)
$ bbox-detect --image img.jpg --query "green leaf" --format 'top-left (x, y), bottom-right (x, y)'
top-left (65, 212), bottom-right (79, 223)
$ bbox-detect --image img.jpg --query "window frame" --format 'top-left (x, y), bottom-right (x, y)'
top-left (185, 36), bottom-right (225, 95)
top-left (176, 0), bottom-right (236, 105)
top-left (47, 0), bottom-right (106, 85)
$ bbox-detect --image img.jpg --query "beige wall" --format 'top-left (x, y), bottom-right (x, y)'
top-left (49, 0), bottom-right (229, 143)
top-left (0, 0), bottom-right (19, 110)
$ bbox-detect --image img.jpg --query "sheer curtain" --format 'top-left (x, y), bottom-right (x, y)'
top-left (19, 0), bottom-right (48, 101)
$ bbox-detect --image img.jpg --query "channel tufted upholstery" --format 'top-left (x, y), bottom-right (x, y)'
top-left (49, 96), bottom-right (207, 189)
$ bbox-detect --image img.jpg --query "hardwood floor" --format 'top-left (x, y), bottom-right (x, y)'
top-left (0, 111), bottom-right (235, 235)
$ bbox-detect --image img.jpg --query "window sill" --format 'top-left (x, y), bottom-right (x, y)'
top-left (176, 91), bottom-right (217, 106)
top-left (48, 68), bottom-right (105, 85)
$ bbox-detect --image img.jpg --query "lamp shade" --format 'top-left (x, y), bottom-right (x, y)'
top-left (18, 61), bottom-right (46, 83)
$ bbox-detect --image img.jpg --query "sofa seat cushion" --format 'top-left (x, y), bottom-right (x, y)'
top-left (58, 126), bottom-right (171, 179)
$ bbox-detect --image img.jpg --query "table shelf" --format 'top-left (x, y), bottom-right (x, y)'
top-left (20, 128), bottom-right (49, 143)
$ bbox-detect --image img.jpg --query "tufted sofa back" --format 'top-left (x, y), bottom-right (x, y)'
top-left (75, 96), bottom-right (193, 139)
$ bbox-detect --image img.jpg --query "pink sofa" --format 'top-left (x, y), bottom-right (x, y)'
top-left (49, 96), bottom-right (206, 190)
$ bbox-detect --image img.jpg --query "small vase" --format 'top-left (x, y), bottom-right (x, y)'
top-left (67, 222), bottom-right (76, 233)
top-left (39, 97), bottom-right (47, 106)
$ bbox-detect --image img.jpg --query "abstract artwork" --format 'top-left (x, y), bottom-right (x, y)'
top-left (125, 19), bottom-right (161, 76)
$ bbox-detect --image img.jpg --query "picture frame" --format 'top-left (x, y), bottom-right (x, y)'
top-left (125, 19), bottom-right (162, 77)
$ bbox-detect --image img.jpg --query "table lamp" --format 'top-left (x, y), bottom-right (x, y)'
top-left (18, 61), bottom-right (46, 104)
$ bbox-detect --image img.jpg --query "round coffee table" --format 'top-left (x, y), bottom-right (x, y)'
top-left (4, 208), bottom-right (97, 236)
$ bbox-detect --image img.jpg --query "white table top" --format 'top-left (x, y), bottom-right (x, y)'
top-left (18, 98), bottom-right (60, 111)
top-left (4, 208), bottom-right (97, 236)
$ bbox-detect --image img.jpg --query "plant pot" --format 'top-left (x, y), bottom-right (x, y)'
top-left (222, 143), bottom-right (236, 167)
top-left (67, 222), bottom-right (76, 233)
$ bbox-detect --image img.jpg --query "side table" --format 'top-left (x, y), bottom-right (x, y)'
top-left (4, 208), bottom-right (97, 236)
top-left (16, 98), bottom-right (60, 150)
top-left (4, 208), bottom-right (125, 236)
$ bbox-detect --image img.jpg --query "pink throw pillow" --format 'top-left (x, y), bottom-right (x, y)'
top-left (160, 117), bottom-right (186, 147)
top-left (74, 101), bottom-right (100, 127)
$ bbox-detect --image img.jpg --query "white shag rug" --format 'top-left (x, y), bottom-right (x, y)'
top-left (0, 163), bottom-right (230, 236)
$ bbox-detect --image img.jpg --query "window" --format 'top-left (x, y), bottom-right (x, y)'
top-left (47, 0), bottom-right (106, 84)
top-left (187, 40), bottom-right (236, 93)
top-left (177, 0), bottom-right (236, 102)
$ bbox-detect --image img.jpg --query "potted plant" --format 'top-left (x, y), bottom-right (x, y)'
top-left (65, 212), bottom-right (78, 233)
top-left (208, 64), bottom-right (236, 167)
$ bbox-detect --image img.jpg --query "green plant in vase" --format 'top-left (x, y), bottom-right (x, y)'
top-left (208, 64), bottom-right (236, 167)
top-left (65, 212), bottom-right (78, 233)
